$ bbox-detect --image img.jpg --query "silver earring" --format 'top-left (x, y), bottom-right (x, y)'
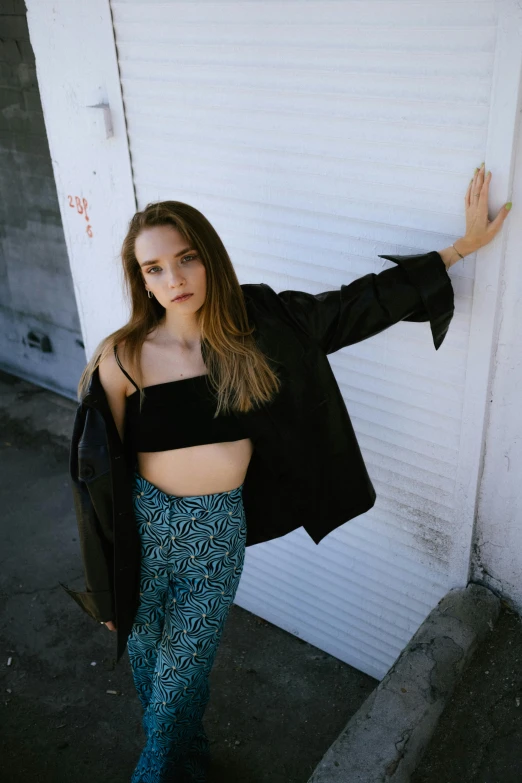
top-left (147, 290), bottom-right (153, 299)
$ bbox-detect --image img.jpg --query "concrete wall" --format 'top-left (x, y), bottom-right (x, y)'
top-left (24, 0), bottom-right (136, 365)
top-left (0, 0), bottom-right (85, 399)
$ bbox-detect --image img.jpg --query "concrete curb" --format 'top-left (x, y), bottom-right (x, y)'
top-left (307, 583), bottom-right (501, 783)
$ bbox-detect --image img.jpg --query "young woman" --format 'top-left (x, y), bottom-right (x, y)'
top-left (68, 164), bottom-right (510, 782)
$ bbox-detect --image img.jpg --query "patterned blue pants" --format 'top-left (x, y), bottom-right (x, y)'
top-left (127, 471), bottom-right (247, 783)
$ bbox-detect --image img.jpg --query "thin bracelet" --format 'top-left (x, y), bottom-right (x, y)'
top-left (452, 243), bottom-right (465, 259)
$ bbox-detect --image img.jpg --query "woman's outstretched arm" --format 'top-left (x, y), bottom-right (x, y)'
top-left (276, 164), bottom-right (511, 354)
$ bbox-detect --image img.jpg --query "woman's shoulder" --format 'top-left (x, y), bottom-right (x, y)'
top-left (99, 339), bottom-right (133, 398)
top-left (240, 282), bottom-right (277, 312)
top-left (241, 282), bottom-right (273, 296)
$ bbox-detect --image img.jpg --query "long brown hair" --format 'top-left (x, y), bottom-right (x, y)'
top-left (77, 201), bottom-right (281, 416)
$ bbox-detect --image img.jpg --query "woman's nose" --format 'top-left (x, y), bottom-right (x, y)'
top-left (167, 269), bottom-right (185, 286)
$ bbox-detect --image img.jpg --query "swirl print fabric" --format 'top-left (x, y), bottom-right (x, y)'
top-left (127, 471), bottom-right (247, 782)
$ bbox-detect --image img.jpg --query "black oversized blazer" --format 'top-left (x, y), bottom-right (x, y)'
top-left (60, 250), bottom-right (455, 662)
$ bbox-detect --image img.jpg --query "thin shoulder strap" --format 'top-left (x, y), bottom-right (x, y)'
top-left (113, 344), bottom-right (140, 393)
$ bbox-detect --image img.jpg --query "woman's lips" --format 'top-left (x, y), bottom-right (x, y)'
top-left (172, 293), bottom-right (193, 302)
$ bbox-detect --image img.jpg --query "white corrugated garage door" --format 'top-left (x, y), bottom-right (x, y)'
top-left (109, 0), bottom-right (506, 679)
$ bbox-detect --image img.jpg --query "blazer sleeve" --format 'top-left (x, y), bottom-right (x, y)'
top-left (59, 404), bottom-right (115, 624)
top-left (275, 250), bottom-right (455, 354)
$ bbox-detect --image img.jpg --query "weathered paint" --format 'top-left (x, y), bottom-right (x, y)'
top-left (24, 0), bottom-right (136, 362)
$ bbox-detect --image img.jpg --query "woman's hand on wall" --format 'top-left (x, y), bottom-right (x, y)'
top-left (439, 164), bottom-right (512, 269)
top-left (463, 163), bottom-right (512, 252)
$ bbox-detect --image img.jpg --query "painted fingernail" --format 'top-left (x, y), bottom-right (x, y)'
top-left (474, 167), bottom-right (478, 174)
top-left (480, 162), bottom-right (485, 168)
top-left (486, 171), bottom-right (490, 177)
top-left (505, 202), bottom-right (512, 210)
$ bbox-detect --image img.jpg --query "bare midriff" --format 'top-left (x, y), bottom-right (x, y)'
top-left (134, 438), bottom-right (254, 498)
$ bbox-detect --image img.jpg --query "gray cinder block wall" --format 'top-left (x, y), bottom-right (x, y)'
top-left (0, 0), bottom-right (85, 399)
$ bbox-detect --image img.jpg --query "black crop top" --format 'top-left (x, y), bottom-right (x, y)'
top-left (114, 345), bottom-right (247, 453)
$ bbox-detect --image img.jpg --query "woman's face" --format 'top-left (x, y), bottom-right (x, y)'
top-left (135, 225), bottom-right (207, 312)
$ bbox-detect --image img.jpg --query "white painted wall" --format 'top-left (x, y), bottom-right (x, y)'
top-left (24, 0), bottom-right (136, 364)
top-left (435, 0), bottom-right (522, 596)
top-left (471, 88), bottom-right (522, 612)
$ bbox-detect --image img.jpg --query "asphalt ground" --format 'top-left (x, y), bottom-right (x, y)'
top-left (0, 371), bottom-right (378, 783)
top-left (411, 601), bottom-right (522, 783)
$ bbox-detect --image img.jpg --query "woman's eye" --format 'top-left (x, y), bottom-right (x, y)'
top-left (147, 254), bottom-right (197, 273)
